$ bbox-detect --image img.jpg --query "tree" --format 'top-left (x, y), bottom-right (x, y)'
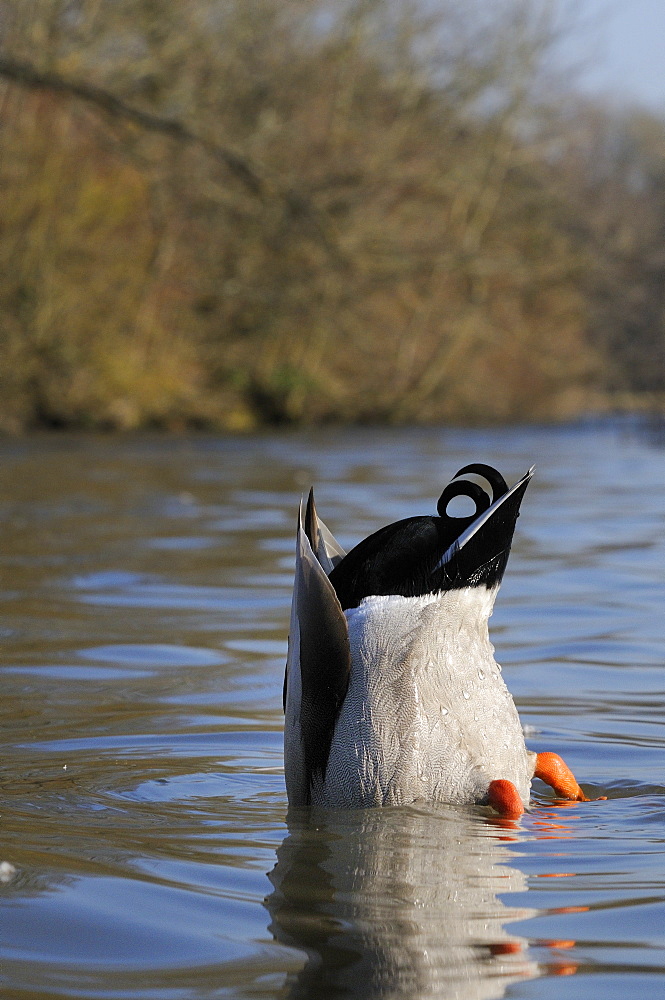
top-left (0, 0), bottom-right (662, 430)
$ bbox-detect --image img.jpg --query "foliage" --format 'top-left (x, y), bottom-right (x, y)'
top-left (0, 0), bottom-right (663, 431)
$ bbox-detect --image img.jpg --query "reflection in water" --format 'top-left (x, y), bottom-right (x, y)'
top-left (268, 805), bottom-right (538, 1000)
top-left (2, 426), bottom-right (664, 998)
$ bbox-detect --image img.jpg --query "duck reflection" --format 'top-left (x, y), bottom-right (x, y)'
top-left (267, 804), bottom-right (539, 1000)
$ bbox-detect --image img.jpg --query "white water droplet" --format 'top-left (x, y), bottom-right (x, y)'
top-left (478, 669), bottom-right (485, 680)
top-left (440, 706), bottom-right (449, 716)
top-left (463, 691), bottom-right (470, 700)
top-left (0, 862), bottom-right (16, 883)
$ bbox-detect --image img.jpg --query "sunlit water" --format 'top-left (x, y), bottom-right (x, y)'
top-left (1, 423), bottom-right (664, 1000)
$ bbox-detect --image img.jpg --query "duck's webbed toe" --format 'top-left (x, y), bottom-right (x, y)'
top-left (533, 751), bottom-right (590, 801)
top-left (487, 779), bottom-right (525, 819)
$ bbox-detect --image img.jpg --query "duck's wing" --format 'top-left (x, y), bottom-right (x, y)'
top-left (284, 499), bottom-right (351, 802)
top-left (304, 488), bottom-right (346, 574)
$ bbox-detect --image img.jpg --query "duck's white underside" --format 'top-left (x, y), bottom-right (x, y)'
top-left (285, 587), bottom-right (536, 809)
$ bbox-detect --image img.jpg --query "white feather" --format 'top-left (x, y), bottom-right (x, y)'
top-left (312, 588), bottom-right (533, 808)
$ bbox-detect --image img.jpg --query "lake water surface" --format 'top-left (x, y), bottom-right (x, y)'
top-left (1, 423), bottom-right (664, 999)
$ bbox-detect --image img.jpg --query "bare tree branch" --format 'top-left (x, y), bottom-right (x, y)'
top-left (0, 56), bottom-right (267, 197)
top-left (0, 54), bottom-right (350, 266)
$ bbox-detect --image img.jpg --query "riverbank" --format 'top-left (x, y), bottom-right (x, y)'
top-left (2, 1), bottom-right (664, 435)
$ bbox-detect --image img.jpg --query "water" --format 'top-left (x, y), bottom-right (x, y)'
top-left (1, 423), bottom-right (664, 1000)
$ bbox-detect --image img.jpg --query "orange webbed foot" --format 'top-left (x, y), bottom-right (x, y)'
top-left (487, 778), bottom-right (524, 819)
top-left (534, 752), bottom-right (593, 801)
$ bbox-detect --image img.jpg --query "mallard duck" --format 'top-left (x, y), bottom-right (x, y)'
top-left (283, 464), bottom-right (589, 817)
